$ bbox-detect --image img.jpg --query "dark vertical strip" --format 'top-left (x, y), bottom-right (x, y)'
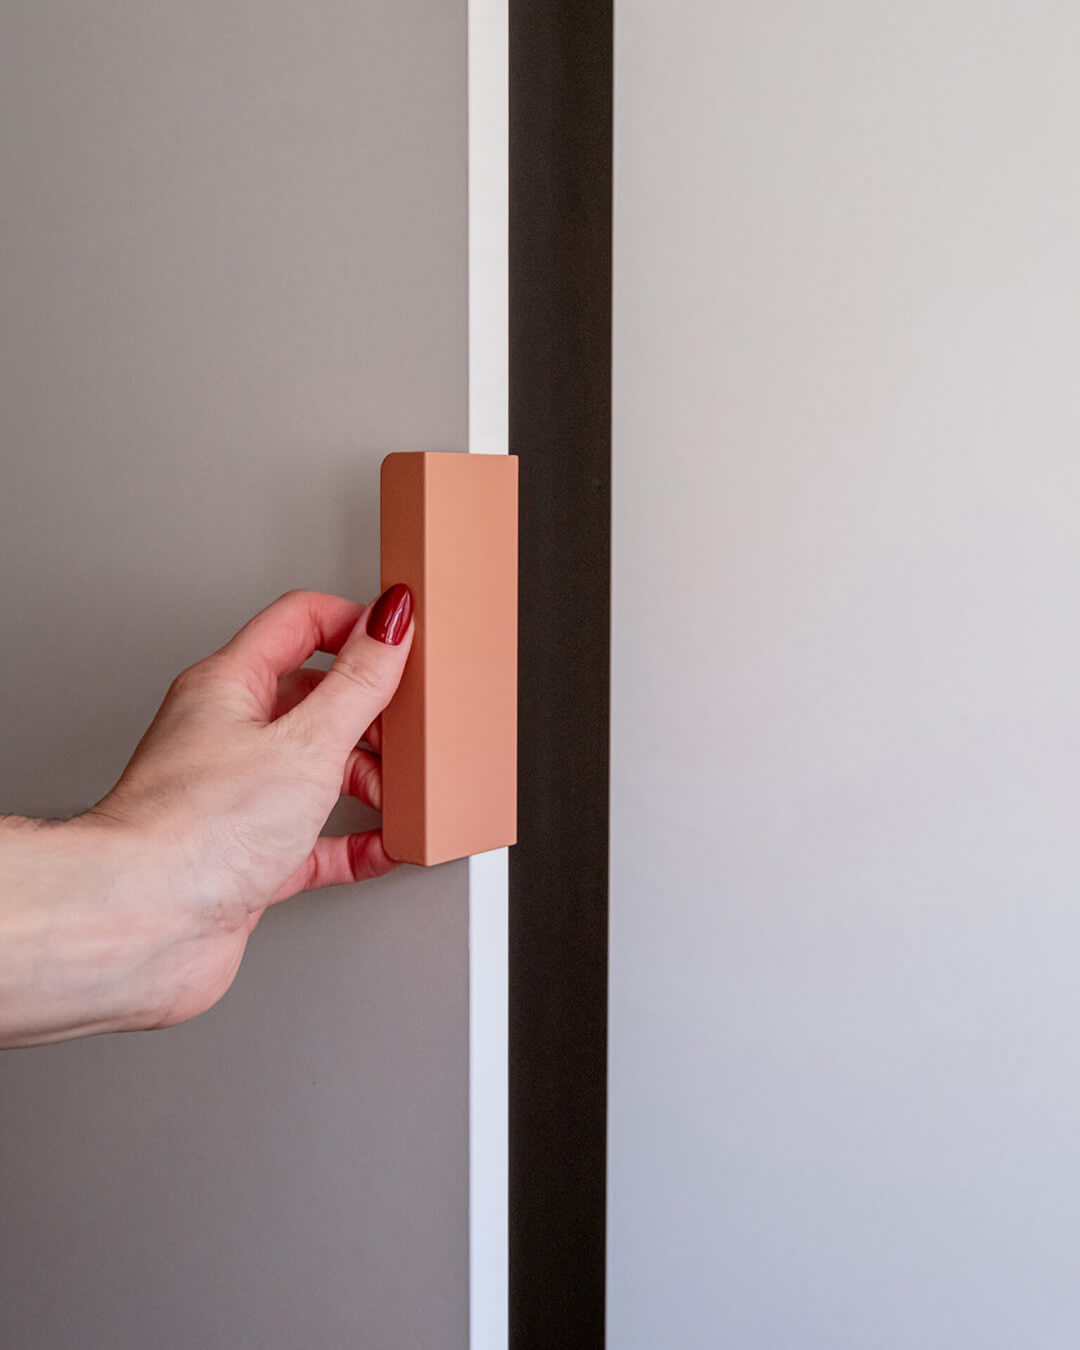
top-left (508, 0), bottom-right (612, 1346)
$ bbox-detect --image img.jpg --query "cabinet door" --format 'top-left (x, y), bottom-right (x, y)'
top-left (609, 3), bottom-right (1080, 1346)
top-left (0, 4), bottom-right (506, 1348)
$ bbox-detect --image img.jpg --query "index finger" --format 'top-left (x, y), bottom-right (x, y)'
top-left (281, 599), bottom-right (413, 754)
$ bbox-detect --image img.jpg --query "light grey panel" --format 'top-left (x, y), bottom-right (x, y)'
top-left (609, 3), bottom-right (1080, 1347)
top-left (0, 3), bottom-right (468, 1348)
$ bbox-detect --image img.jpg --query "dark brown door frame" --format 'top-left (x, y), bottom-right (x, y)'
top-left (509, 2), bottom-right (613, 1346)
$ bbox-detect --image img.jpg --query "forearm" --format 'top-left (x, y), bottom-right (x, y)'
top-left (0, 814), bottom-right (157, 1047)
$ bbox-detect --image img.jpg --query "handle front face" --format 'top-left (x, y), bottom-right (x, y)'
top-left (380, 451), bottom-right (518, 866)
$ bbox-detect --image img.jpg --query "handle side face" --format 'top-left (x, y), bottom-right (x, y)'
top-left (380, 452), bottom-right (429, 863)
top-left (381, 451), bottom-right (518, 866)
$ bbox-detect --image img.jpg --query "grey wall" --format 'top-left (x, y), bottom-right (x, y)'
top-left (0, 4), bottom-right (468, 1348)
top-left (609, 3), bottom-right (1080, 1347)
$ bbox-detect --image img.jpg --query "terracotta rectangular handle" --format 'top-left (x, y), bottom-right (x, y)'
top-left (380, 452), bottom-right (518, 865)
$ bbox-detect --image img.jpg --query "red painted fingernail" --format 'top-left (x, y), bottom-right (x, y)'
top-left (367, 583), bottom-right (413, 645)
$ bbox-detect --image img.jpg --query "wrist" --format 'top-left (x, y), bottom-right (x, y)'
top-left (0, 812), bottom-right (163, 1046)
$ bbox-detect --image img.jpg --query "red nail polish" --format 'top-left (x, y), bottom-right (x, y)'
top-left (367, 583), bottom-right (413, 645)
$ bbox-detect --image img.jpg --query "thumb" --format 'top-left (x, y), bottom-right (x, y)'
top-left (284, 584), bottom-right (414, 753)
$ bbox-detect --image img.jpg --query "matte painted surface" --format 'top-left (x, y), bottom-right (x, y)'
top-left (609, 4), bottom-right (1080, 1347)
top-left (0, 4), bottom-right (468, 1347)
top-left (381, 453), bottom-right (518, 866)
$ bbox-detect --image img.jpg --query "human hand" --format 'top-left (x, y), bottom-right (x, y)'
top-left (0, 586), bottom-right (413, 1045)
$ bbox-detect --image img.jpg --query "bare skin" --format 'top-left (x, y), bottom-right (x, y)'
top-left (0, 587), bottom-right (414, 1049)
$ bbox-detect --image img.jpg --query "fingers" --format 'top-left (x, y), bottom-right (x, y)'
top-left (218, 591), bottom-right (366, 714)
top-left (342, 747), bottom-right (382, 810)
top-left (258, 734), bottom-right (387, 909)
top-left (274, 830), bottom-right (399, 899)
top-left (282, 585), bottom-right (413, 755)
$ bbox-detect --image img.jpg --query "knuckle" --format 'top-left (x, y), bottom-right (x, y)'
top-left (329, 660), bottom-right (388, 701)
top-left (347, 755), bottom-right (382, 809)
top-left (169, 655), bottom-right (230, 697)
top-left (348, 831), bottom-right (393, 881)
top-left (275, 587), bottom-right (320, 610)
top-left (167, 662), bottom-right (209, 699)
top-left (347, 832), bottom-right (372, 880)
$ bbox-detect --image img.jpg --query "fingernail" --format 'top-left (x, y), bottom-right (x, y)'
top-left (367, 583), bottom-right (413, 645)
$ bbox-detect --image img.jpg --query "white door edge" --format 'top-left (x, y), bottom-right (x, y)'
top-left (467, 0), bottom-right (509, 1341)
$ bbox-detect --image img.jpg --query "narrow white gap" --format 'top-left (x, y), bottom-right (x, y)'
top-left (468, 0), bottom-right (509, 459)
top-left (467, 0), bottom-right (509, 1343)
top-left (468, 850), bottom-right (509, 1350)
